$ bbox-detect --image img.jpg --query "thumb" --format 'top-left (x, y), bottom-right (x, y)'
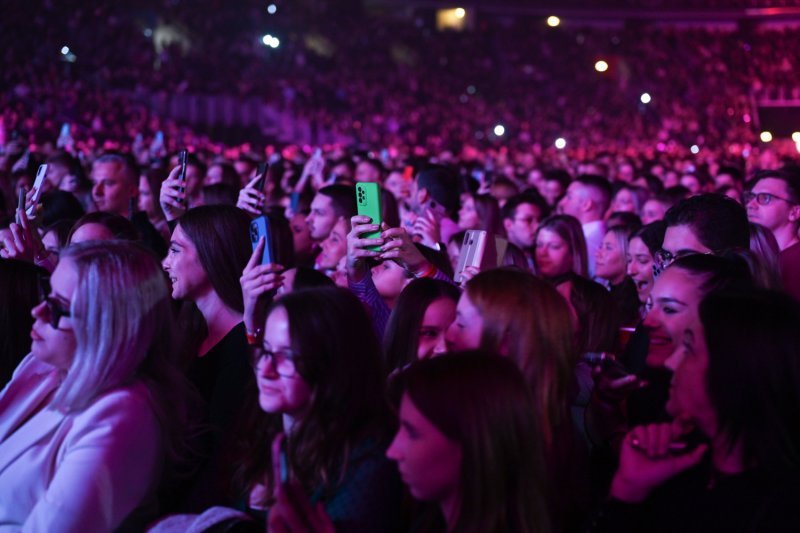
top-left (672, 443), bottom-right (709, 473)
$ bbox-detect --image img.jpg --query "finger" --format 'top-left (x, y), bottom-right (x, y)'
top-left (645, 424), bottom-right (660, 457)
top-left (167, 165), bottom-right (182, 180)
top-left (351, 215), bottom-right (373, 225)
top-left (9, 223), bottom-right (26, 253)
top-left (245, 172), bottom-right (262, 189)
top-left (609, 374), bottom-right (639, 390)
top-left (655, 423), bottom-right (671, 457)
top-left (672, 443), bottom-right (709, 473)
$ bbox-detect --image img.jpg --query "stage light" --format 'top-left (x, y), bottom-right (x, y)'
top-left (547, 16), bottom-right (560, 27)
top-left (792, 131), bottom-right (800, 143)
top-left (493, 124), bottom-right (505, 136)
top-left (760, 131), bottom-right (773, 143)
top-left (595, 60), bottom-right (609, 73)
top-left (267, 4), bottom-right (277, 14)
top-left (61, 46), bottom-right (70, 55)
top-left (455, 8), bottom-right (466, 19)
top-left (555, 137), bottom-right (566, 149)
top-left (690, 145), bottom-right (700, 154)
top-left (262, 34), bottom-right (280, 48)
top-left (640, 93), bottom-right (651, 104)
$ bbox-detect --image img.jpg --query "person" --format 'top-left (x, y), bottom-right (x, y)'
top-left (0, 259), bottom-right (46, 387)
top-left (558, 174), bottom-right (612, 276)
top-left (595, 225), bottom-right (641, 326)
top-left (161, 205), bottom-right (253, 509)
top-left (306, 184), bottom-right (357, 245)
top-left (0, 241), bottom-right (190, 530)
top-left (140, 167), bottom-right (171, 243)
top-left (594, 289), bottom-right (800, 531)
top-left (457, 192), bottom-right (504, 237)
top-left (407, 165), bottom-right (461, 245)
top-left (382, 278), bottom-right (459, 374)
top-left (744, 169), bottom-right (800, 299)
top-left (626, 221), bottom-right (667, 314)
top-left (534, 214), bottom-right (589, 280)
top-left (501, 192), bottom-right (546, 269)
top-left (608, 184), bottom-right (648, 217)
top-left (236, 287), bottom-right (403, 531)
top-left (68, 211), bottom-right (139, 244)
top-left (747, 223), bottom-right (783, 290)
top-left (387, 352), bottom-right (550, 532)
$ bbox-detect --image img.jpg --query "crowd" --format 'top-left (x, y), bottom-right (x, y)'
top-left (2, 1), bottom-right (800, 532)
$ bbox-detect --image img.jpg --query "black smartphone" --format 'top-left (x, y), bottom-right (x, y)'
top-left (177, 149), bottom-right (188, 202)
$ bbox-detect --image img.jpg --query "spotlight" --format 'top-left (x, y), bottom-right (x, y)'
top-left (792, 132), bottom-right (800, 143)
top-left (594, 60), bottom-right (609, 73)
top-left (555, 138), bottom-right (566, 149)
top-left (455, 7), bottom-right (466, 19)
top-left (690, 145), bottom-right (700, 154)
top-left (267, 4), bottom-right (277, 14)
top-left (760, 131), bottom-right (773, 143)
top-left (61, 46), bottom-right (70, 55)
top-left (640, 93), bottom-right (651, 104)
top-left (493, 124), bottom-right (505, 137)
top-left (547, 16), bottom-right (560, 27)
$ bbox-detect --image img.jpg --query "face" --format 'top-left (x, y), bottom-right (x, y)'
top-left (162, 225), bottom-right (212, 301)
top-left (457, 196), bottom-right (479, 230)
top-left (664, 327), bottom-right (715, 434)
top-left (42, 229), bottom-right (62, 257)
top-left (372, 260), bottom-right (410, 303)
top-left (535, 228), bottom-right (572, 278)
top-left (504, 202), bottom-right (540, 249)
top-left (30, 258), bottom-right (79, 371)
top-left (627, 237), bottom-right (655, 303)
top-left (317, 218), bottom-right (347, 270)
top-left (355, 161), bottom-right (380, 183)
top-left (643, 267), bottom-right (704, 367)
top-left (641, 199), bottom-right (667, 225)
top-left (290, 213), bottom-right (313, 256)
top-left (306, 193), bottom-right (337, 241)
top-left (679, 175), bottom-right (703, 195)
top-left (386, 394), bottom-right (462, 504)
top-left (445, 292), bottom-right (484, 351)
top-left (138, 176), bottom-right (155, 215)
top-left (59, 174), bottom-right (80, 193)
top-left (69, 222), bottom-right (115, 244)
top-left (610, 189), bottom-right (636, 214)
top-left (92, 161), bottom-right (137, 215)
top-left (595, 231), bottom-right (626, 284)
top-left (544, 180), bottom-right (565, 207)
top-left (746, 178), bottom-right (799, 234)
top-left (385, 171), bottom-right (410, 201)
top-left (205, 164), bottom-right (224, 186)
top-left (557, 182), bottom-right (585, 217)
top-left (254, 307), bottom-right (312, 417)
top-left (661, 224), bottom-right (711, 267)
top-left (417, 297), bottom-right (457, 359)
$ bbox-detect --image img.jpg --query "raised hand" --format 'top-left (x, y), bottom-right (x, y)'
top-left (346, 215), bottom-right (384, 282)
top-left (237, 173), bottom-right (266, 217)
top-left (159, 165), bottom-right (188, 221)
top-left (240, 237), bottom-right (284, 335)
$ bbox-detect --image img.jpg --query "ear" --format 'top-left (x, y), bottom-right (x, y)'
top-left (789, 204), bottom-right (800, 223)
top-left (503, 218), bottom-right (513, 233)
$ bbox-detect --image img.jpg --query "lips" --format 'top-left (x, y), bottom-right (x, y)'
top-left (31, 328), bottom-right (42, 341)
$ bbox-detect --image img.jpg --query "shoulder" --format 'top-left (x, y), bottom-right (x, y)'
top-left (67, 382), bottom-right (160, 440)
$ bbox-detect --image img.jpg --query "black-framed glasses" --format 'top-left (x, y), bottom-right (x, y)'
top-left (743, 192), bottom-right (797, 206)
top-left (653, 248), bottom-right (712, 276)
top-left (250, 346), bottom-right (299, 378)
top-left (37, 274), bottom-right (72, 330)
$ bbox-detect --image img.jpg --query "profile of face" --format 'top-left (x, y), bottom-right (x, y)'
top-left (595, 231), bottom-right (627, 284)
top-left (535, 228), bottom-right (572, 278)
top-left (417, 297), bottom-right (457, 360)
top-left (306, 193), bottom-right (337, 241)
top-left (69, 222), bottom-right (115, 244)
top-left (317, 218), bottom-right (347, 270)
top-left (746, 177), bottom-right (798, 234)
top-left (386, 394), bottom-right (462, 504)
top-left (204, 164), bottom-right (224, 187)
top-left (254, 306), bottom-right (312, 417)
top-left (504, 202), bottom-right (540, 249)
top-left (30, 257), bottom-right (79, 371)
top-left (544, 180), bottom-right (566, 208)
top-left (58, 174), bottom-right (81, 193)
top-left (138, 176), bottom-right (155, 216)
top-left (445, 292), bottom-right (484, 351)
top-left (610, 188), bottom-right (637, 214)
top-left (557, 182), bottom-right (585, 217)
top-left (640, 199), bottom-right (666, 225)
top-left (355, 161), bottom-right (380, 183)
top-left (642, 266), bottom-right (704, 367)
top-left (664, 327), bottom-right (715, 433)
top-left (385, 171), bottom-right (411, 201)
top-left (371, 260), bottom-right (410, 303)
top-left (457, 195), bottom-right (479, 230)
top-left (162, 224), bottom-right (212, 301)
top-left (184, 164), bottom-right (203, 198)
top-left (290, 212), bottom-right (313, 257)
top-left (627, 236), bottom-right (655, 303)
top-left (661, 224), bottom-right (711, 263)
top-left (91, 161), bottom-right (136, 216)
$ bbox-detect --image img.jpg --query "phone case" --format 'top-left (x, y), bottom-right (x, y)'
top-left (177, 150), bottom-right (188, 199)
top-left (356, 182), bottom-right (383, 251)
top-left (250, 216), bottom-right (274, 265)
top-left (26, 164), bottom-right (48, 218)
top-left (455, 230), bottom-right (503, 283)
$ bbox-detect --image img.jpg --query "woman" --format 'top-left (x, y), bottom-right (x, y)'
top-left (387, 352), bottom-right (550, 532)
top-left (0, 259), bottom-right (46, 387)
top-left (67, 211), bottom-right (139, 244)
top-left (457, 193), bottom-right (504, 237)
top-left (238, 287), bottom-right (403, 530)
top-left (0, 241), bottom-right (189, 530)
top-left (161, 204), bottom-right (253, 509)
top-left (595, 289), bottom-right (800, 531)
top-left (626, 221), bottom-right (666, 314)
top-left (534, 214), bottom-right (588, 280)
top-left (383, 278), bottom-right (459, 374)
top-left (595, 225), bottom-right (640, 326)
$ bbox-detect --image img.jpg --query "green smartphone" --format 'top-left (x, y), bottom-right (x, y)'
top-left (355, 182), bottom-right (383, 252)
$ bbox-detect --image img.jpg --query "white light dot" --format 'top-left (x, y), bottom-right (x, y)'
top-left (792, 131), bottom-right (800, 143)
top-left (760, 131), bottom-right (773, 143)
top-left (640, 92), bottom-right (651, 104)
top-left (61, 46), bottom-right (70, 55)
top-left (595, 60), bottom-right (609, 73)
top-left (555, 138), bottom-right (566, 149)
top-left (455, 8), bottom-right (466, 19)
top-left (267, 4), bottom-right (277, 14)
top-left (270, 37), bottom-right (280, 48)
top-left (262, 35), bottom-right (272, 45)
top-left (690, 145), bottom-right (700, 154)
top-left (547, 16), bottom-right (561, 27)
top-left (493, 124), bottom-right (505, 137)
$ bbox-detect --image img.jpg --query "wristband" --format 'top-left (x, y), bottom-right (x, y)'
top-left (246, 328), bottom-right (263, 346)
top-left (412, 263), bottom-right (437, 279)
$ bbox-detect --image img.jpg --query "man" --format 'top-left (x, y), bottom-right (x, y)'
top-left (745, 169), bottom-right (800, 299)
top-left (501, 192), bottom-right (547, 270)
top-left (558, 174), bottom-right (612, 276)
top-left (91, 153), bottom-right (166, 256)
top-left (306, 184), bottom-right (357, 243)
top-left (355, 158), bottom-right (384, 184)
top-left (409, 165), bottom-right (460, 245)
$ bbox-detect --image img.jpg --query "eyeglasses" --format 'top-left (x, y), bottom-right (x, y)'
top-left (653, 248), bottom-right (710, 275)
top-left (251, 346), bottom-right (299, 378)
top-left (743, 192), bottom-right (797, 206)
top-left (37, 275), bottom-right (72, 330)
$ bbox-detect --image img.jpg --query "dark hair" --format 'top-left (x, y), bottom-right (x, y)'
top-left (39, 190), bottom-right (86, 227)
top-left (396, 352), bottom-right (550, 533)
top-left (631, 220), bottom-right (667, 256)
top-left (177, 205), bottom-right (252, 313)
top-left (291, 267), bottom-right (335, 290)
top-left (535, 214), bottom-right (589, 278)
top-left (558, 274), bottom-right (621, 353)
top-left (663, 194), bottom-right (749, 252)
top-left (607, 211), bottom-right (642, 232)
top-left (207, 162), bottom-right (241, 189)
top-left (749, 168), bottom-right (800, 207)
top-left (94, 152), bottom-right (139, 186)
top-left (468, 193), bottom-right (505, 237)
top-left (669, 253), bottom-right (753, 296)
top-left (576, 174), bottom-right (613, 214)
top-left (67, 212), bottom-right (139, 243)
top-left (42, 219), bottom-right (77, 250)
top-left (416, 165), bottom-right (460, 214)
top-left (318, 184), bottom-right (357, 221)
top-left (0, 260), bottom-right (46, 387)
top-left (201, 184), bottom-right (238, 207)
top-left (716, 165), bottom-right (744, 185)
top-left (383, 279), bottom-right (460, 373)
top-left (501, 191), bottom-right (548, 222)
top-left (701, 290), bottom-right (800, 477)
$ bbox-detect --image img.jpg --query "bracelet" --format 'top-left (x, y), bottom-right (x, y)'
top-left (246, 328), bottom-right (263, 346)
top-left (412, 263), bottom-right (437, 279)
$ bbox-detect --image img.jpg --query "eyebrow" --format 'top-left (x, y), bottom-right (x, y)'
top-left (655, 296), bottom-right (688, 306)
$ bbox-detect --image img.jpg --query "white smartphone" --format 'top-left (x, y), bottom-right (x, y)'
top-left (25, 164), bottom-right (48, 218)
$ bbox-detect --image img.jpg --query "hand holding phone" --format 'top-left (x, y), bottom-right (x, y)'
top-left (176, 149), bottom-right (188, 202)
top-left (355, 182), bottom-right (383, 251)
top-left (159, 164), bottom-right (188, 222)
top-left (25, 164), bottom-right (48, 219)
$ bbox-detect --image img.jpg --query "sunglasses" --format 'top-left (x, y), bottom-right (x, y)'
top-left (38, 275), bottom-right (72, 330)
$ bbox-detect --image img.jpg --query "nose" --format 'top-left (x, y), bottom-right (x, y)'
top-left (256, 354), bottom-right (280, 379)
top-left (432, 333), bottom-right (448, 356)
top-left (642, 306), bottom-right (662, 330)
top-left (92, 182), bottom-right (103, 197)
top-left (385, 431), bottom-right (402, 461)
top-left (161, 256), bottom-right (171, 271)
top-left (627, 261), bottom-right (638, 277)
top-left (31, 300), bottom-right (47, 321)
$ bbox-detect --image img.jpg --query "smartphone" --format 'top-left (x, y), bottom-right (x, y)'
top-left (289, 191), bottom-right (301, 213)
top-left (16, 187), bottom-right (25, 225)
top-left (279, 445), bottom-right (289, 484)
top-left (25, 164), bottom-right (48, 218)
top-left (454, 229), bottom-right (500, 283)
top-left (177, 149), bottom-right (188, 202)
top-left (250, 216), bottom-right (274, 266)
top-left (356, 182), bottom-right (383, 251)
top-left (254, 162), bottom-right (269, 193)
